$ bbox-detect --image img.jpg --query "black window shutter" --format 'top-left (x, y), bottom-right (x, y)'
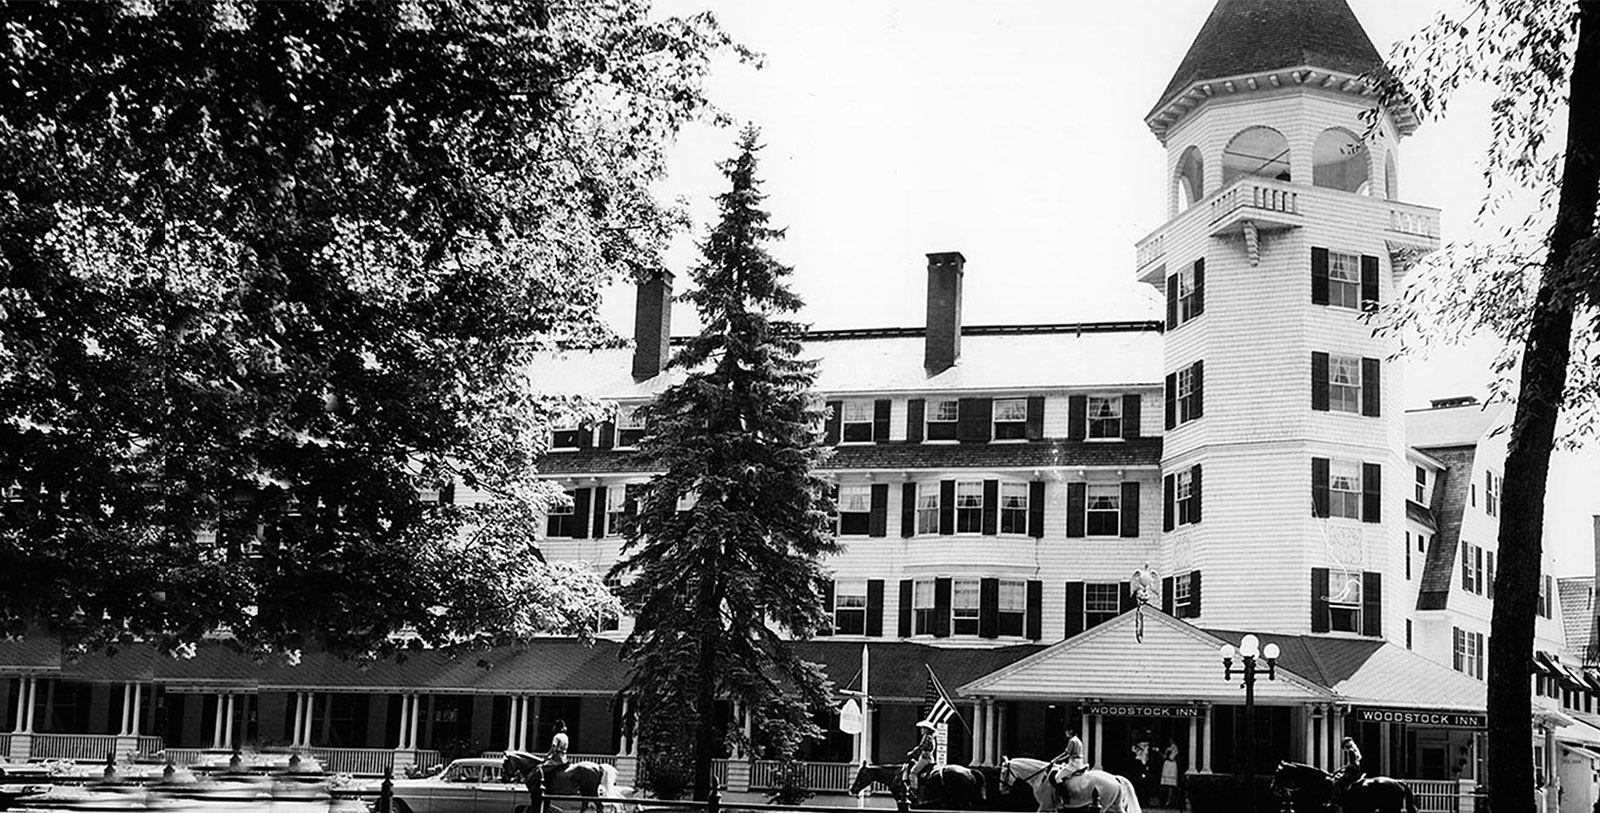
top-left (819, 581), bottom-right (835, 636)
top-left (825, 400), bottom-right (842, 445)
top-left (1065, 582), bottom-right (1085, 637)
top-left (1312, 352), bottom-right (1330, 411)
top-left (1312, 458), bottom-right (1331, 518)
top-left (901, 483), bottom-right (917, 538)
top-left (957, 398), bottom-right (993, 443)
top-left (933, 578), bottom-right (953, 638)
top-left (1192, 361), bottom-right (1204, 419)
top-left (1362, 572), bottom-right (1382, 636)
top-left (1360, 254), bottom-right (1380, 306)
top-left (1193, 258), bottom-right (1206, 317)
top-left (1487, 552), bottom-right (1496, 600)
top-left (898, 580), bottom-right (913, 638)
top-left (982, 480), bottom-right (999, 535)
top-left (573, 488), bottom-right (592, 539)
top-left (1189, 571), bottom-right (1202, 617)
top-left (1162, 577), bottom-right (1175, 614)
top-left (1028, 481), bottom-right (1046, 538)
top-left (906, 399), bottom-right (926, 443)
top-left (1068, 395), bottom-right (1088, 441)
top-left (1312, 568), bottom-right (1331, 633)
top-left (577, 425), bottom-right (593, 449)
top-left (1120, 482), bottom-right (1140, 538)
top-left (1166, 273), bottom-right (1179, 329)
top-left (1474, 547), bottom-right (1483, 594)
top-left (939, 480), bottom-right (955, 535)
top-left (869, 483), bottom-right (889, 537)
top-left (1165, 374), bottom-right (1177, 430)
top-left (1362, 358), bottom-right (1381, 417)
top-left (1123, 394), bottom-right (1142, 439)
top-left (866, 580), bottom-right (885, 637)
top-left (1362, 462), bottom-right (1382, 523)
top-left (979, 578), bottom-right (1000, 639)
top-left (1190, 464), bottom-right (1203, 523)
top-left (873, 399), bottom-right (892, 443)
top-left (1120, 581), bottom-right (1137, 613)
top-left (598, 421), bottom-right (615, 450)
top-left (1026, 580), bottom-right (1043, 641)
top-left (624, 483), bottom-right (642, 518)
top-left (592, 486), bottom-right (608, 538)
top-left (1163, 474), bottom-right (1176, 532)
top-left (1066, 482), bottom-right (1087, 538)
top-left (1312, 247), bottom-right (1330, 305)
top-left (1025, 396), bottom-right (1046, 440)
top-left (1452, 628), bottom-right (1463, 671)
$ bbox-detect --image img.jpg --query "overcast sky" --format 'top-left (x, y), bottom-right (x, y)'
top-left (602, 0), bottom-right (1600, 575)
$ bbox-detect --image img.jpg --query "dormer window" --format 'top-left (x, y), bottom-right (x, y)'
top-left (836, 485), bottom-right (872, 536)
top-left (926, 400), bottom-right (959, 441)
top-left (1088, 397), bottom-right (1123, 439)
top-left (840, 400), bottom-right (875, 443)
top-left (993, 399), bottom-right (1028, 440)
top-left (551, 425), bottom-right (586, 450)
top-left (616, 406), bottom-right (646, 448)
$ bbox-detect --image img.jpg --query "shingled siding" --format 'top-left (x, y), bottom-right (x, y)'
top-left (1415, 446), bottom-right (1475, 611)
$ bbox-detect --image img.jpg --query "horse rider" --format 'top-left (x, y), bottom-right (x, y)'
top-left (904, 720), bottom-right (937, 797)
top-left (1049, 727), bottom-right (1089, 791)
top-left (539, 720), bottom-right (571, 789)
top-left (1331, 736), bottom-right (1365, 805)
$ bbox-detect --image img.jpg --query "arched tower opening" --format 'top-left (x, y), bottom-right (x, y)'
top-left (1176, 146), bottom-right (1205, 211)
top-left (1384, 150), bottom-right (1399, 200)
top-left (1313, 127), bottom-right (1370, 194)
top-left (1222, 126), bottom-right (1290, 185)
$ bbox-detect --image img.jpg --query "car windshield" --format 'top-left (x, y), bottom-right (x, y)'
top-left (447, 765), bottom-right (480, 783)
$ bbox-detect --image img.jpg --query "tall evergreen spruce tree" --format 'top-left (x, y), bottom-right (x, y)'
top-left (612, 126), bottom-right (837, 801)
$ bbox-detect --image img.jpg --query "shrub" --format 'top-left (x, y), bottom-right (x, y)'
top-left (765, 760), bottom-right (813, 806)
top-left (638, 749), bottom-right (693, 801)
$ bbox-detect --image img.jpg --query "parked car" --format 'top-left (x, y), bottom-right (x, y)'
top-left (381, 758), bottom-right (527, 813)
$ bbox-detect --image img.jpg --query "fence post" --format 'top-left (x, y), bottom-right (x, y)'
top-left (708, 783), bottom-right (721, 813)
top-left (528, 766), bottom-right (545, 813)
top-left (894, 786), bottom-right (910, 813)
top-left (378, 766), bottom-right (394, 813)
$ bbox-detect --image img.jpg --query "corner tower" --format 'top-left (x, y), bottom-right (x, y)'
top-left (1136, 0), bottom-right (1439, 638)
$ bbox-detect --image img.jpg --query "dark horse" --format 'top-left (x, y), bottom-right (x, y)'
top-left (503, 750), bottom-right (618, 813)
top-left (848, 762), bottom-right (987, 810)
top-left (1272, 761), bottom-right (1417, 813)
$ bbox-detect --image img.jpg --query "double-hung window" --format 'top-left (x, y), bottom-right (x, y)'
top-left (1329, 355), bottom-right (1362, 414)
top-left (952, 579), bottom-right (981, 636)
top-left (955, 481), bottom-right (984, 534)
top-left (999, 482), bottom-right (1029, 534)
top-left (604, 487), bottom-right (627, 537)
top-left (998, 581), bottom-right (1027, 636)
top-left (1174, 572), bottom-right (1195, 617)
top-left (550, 425), bottom-right (585, 450)
top-left (1086, 485), bottom-right (1121, 536)
top-left (597, 576), bottom-right (621, 632)
top-left (1178, 367), bottom-right (1200, 424)
top-left (1461, 542), bottom-right (1485, 595)
top-left (546, 493), bottom-right (576, 538)
top-left (926, 400), bottom-right (959, 441)
top-left (833, 580), bottom-right (868, 635)
top-left (1328, 251), bottom-right (1362, 309)
top-left (616, 406), bottom-right (646, 448)
top-left (1486, 472), bottom-right (1500, 517)
top-left (1414, 466), bottom-right (1428, 504)
top-left (1327, 568), bottom-right (1362, 632)
top-left (837, 485), bottom-right (872, 536)
top-left (915, 484), bottom-right (940, 535)
top-left (1329, 461), bottom-right (1362, 519)
top-left (913, 580), bottom-right (938, 635)
top-left (1085, 583), bottom-right (1121, 628)
top-left (1177, 264), bottom-right (1201, 324)
top-left (1175, 470), bottom-right (1199, 526)
top-left (993, 399), bottom-right (1028, 440)
top-left (840, 401), bottom-right (875, 443)
top-left (1088, 397), bottom-right (1122, 439)
top-left (1454, 628), bottom-right (1484, 679)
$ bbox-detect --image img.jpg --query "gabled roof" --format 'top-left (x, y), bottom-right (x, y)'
top-left (1151, 0), bottom-right (1386, 117)
top-left (1406, 402), bottom-right (1510, 451)
top-left (958, 609), bottom-right (1332, 704)
top-left (1560, 576), bottom-right (1594, 661)
top-left (1207, 628), bottom-right (1486, 711)
top-left (526, 323), bottom-right (1164, 402)
top-left (792, 640), bottom-right (1044, 703)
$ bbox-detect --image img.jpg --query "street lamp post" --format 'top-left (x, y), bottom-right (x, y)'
top-left (1220, 634), bottom-right (1280, 813)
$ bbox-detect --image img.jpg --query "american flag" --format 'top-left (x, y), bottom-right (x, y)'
top-left (920, 664), bottom-right (958, 727)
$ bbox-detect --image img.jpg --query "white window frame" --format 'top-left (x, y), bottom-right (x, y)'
top-left (1328, 251), bottom-right (1362, 310)
top-left (833, 579), bottom-right (868, 635)
top-left (1174, 572), bottom-right (1195, 616)
top-left (952, 579), bottom-right (981, 636)
top-left (1177, 367), bottom-right (1200, 424)
top-left (836, 484), bottom-right (872, 536)
top-left (955, 481), bottom-right (984, 534)
top-left (546, 493), bottom-right (576, 538)
top-left (1175, 470), bottom-right (1198, 526)
top-left (549, 423), bottom-right (585, 451)
top-left (1177, 264), bottom-right (1200, 324)
top-left (1329, 355), bottom-right (1362, 414)
top-left (1414, 466), bottom-right (1428, 504)
top-left (1327, 568), bottom-right (1362, 632)
top-left (1088, 396), bottom-right (1123, 439)
top-left (926, 400), bottom-right (959, 441)
top-left (993, 398), bottom-right (1028, 441)
top-left (913, 579), bottom-right (937, 636)
top-left (998, 580), bottom-right (1027, 637)
top-left (999, 482), bottom-right (1029, 535)
top-left (1329, 460), bottom-right (1362, 520)
top-left (1086, 484), bottom-right (1121, 536)
top-left (1456, 629), bottom-right (1484, 680)
top-left (1085, 583), bottom-right (1121, 628)
top-left (915, 483), bottom-right (940, 535)
top-left (1486, 472), bottom-right (1500, 517)
top-left (841, 400), bottom-right (875, 443)
top-left (1461, 541), bottom-right (1483, 595)
top-left (604, 487), bottom-right (627, 537)
top-left (616, 405), bottom-right (647, 448)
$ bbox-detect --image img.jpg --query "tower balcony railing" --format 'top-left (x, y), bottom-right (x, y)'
top-left (1135, 176), bottom-right (1441, 281)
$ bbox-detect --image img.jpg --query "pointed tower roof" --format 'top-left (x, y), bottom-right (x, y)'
top-left (1147, 0), bottom-right (1411, 140)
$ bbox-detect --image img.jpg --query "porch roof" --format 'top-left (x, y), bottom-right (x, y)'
top-left (957, 609), bottom-right (1333, 704)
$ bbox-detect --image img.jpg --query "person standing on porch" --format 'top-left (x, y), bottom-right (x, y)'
top-left (1160, 738), bottom-right (1180, 807)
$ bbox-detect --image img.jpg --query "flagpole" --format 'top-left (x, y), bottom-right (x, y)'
top-left (926, 664), bottom-right (974, 737)
top-left (861, 644), bottom-right (871, 763)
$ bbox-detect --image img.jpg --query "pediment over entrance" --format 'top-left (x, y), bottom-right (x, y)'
top-left (957, 608), bottom-right (1331, 704)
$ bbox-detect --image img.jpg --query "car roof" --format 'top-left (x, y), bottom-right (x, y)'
top-left (450, 759), bottom-right (505, 768)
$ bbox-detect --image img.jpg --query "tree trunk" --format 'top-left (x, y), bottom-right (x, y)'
top-left (693, 569), bottom-right (722, 801)
top-left (1488, 4), bottom-right (1600, 812)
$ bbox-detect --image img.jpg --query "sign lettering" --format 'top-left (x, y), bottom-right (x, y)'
top-left (1086, 704), bottom-right (1200, 719)
top-left (1350, 707), bottom-right (1486, 730)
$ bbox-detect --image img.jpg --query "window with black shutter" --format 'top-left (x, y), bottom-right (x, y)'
top-left (873, 399), bottom-right (892, 443)
top-left (994, 398), bottom-right (1028, 440)
top-left (1065, 582), bottom-right (1085, 637)
top-left (906, 399), bottom-right (927, 443)
top-left (1028, 481), bottom-right (1046, 538)
top-left (837, 484), bottom-right (871, 536)
top-left (546, 490), bottom-right (578, 537)
top-left (1084, 582), bottom-right (1121, 629)
top-left (840, 400), bottom-right (874, 443)
top-left (616, 405), bottom-right (647, 448)
top-left (1000, 580), bottom-right (1028, 637)
top-left (957, 398), bottom-right (993, 443)
top-left (869, 483), bottom-right (889, 537)
top-left (933, 578), bottom-right (953, 637)
top-left (831, 579), bottom-right (868, 636)
top-left (866, 580), bottom-right (885, 637)
top-left (1025, 580), bottom-right (1043, 640)
top-left (1123, 394), bottom-right (1142, 439)
top-left (898, 580), bottom-right (914, 637)
top-left (1120, 482), bottom-right (1140, 538)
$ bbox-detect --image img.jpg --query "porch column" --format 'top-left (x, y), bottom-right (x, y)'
top-left (407, 694), bottom-right (421, 751)
top-left (506, 696), bottom-right (521, 751)
top-left (118, 683), bottom-right (132, 735)
top-left (1200, 703), bottom-right (1213, 772)
top-left (997, 702), bottom-right (1009, 763)
top-left (1378, 719), bottom-right (1392, 775)
top-left (530, 695), bottom-right (543, 749)
top-left (11, 678), bottom-right (27, 733)
top-left (1302, 704), bottom-right (1316, 768)
top-left (1091, 713), bottom-right (1103, 768)
top-left (616, 697), bottom-right (630, 758)
top-left (1330, 705), bottom-right (1345, 763)
top-left (740, 702), bottom-right (753, 759)
top-left (129, 684), bottom-right (143, 737)
top-left (212, 692), bottom-right (225, 748)
top-left (304, 691), bottom-right (318, 748)
top-left (970, 702), bottom-right (984, 765)
top-left (394, 695), bottom-right (409, 749)
top-left (1188, 709), bottom-right (1199, 775)
top-left (222, 694), bottom-right (236, 749)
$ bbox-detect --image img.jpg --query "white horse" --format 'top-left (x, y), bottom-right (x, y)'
top-left (999, 756), bottom-right (1142, 813)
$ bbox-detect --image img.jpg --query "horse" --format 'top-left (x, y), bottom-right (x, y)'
top-left (848, 761), bottom-right (987, 809)
top-left (1272, 761), bottom-right (1418, 813)
top-left (998, 756), bottom-right (1142, 813)
top-left (503, 750), bottom-right (619, 813)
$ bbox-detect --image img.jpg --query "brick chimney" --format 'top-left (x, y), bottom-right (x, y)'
top-left (925, 252), bottom-right (966, 374)
top-left (631, 272), bottom-right (673, 380)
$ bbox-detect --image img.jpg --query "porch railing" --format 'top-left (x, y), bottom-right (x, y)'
top-left (480, 752), bottom-right (619, 766)
top-left (310, 747), bottom-right (395, 776)
top-left (750, 760), bottom-right (854, 793)
top-left (1409, 779), bottom-right (1460, 813)
top-left (136, 735), bottom-right (164, 758)
top-left (29, 733), bottom-right (122, 761)
top-left (1210, 178), bottom-right (1299, 223)
top-left (0, 733), bottom-right (9, 757)
top-left (158, 747), bottom-right (211, 767)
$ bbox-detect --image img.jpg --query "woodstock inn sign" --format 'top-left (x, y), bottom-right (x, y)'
top-left (1348, 707), bottom-right (1488, 730)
